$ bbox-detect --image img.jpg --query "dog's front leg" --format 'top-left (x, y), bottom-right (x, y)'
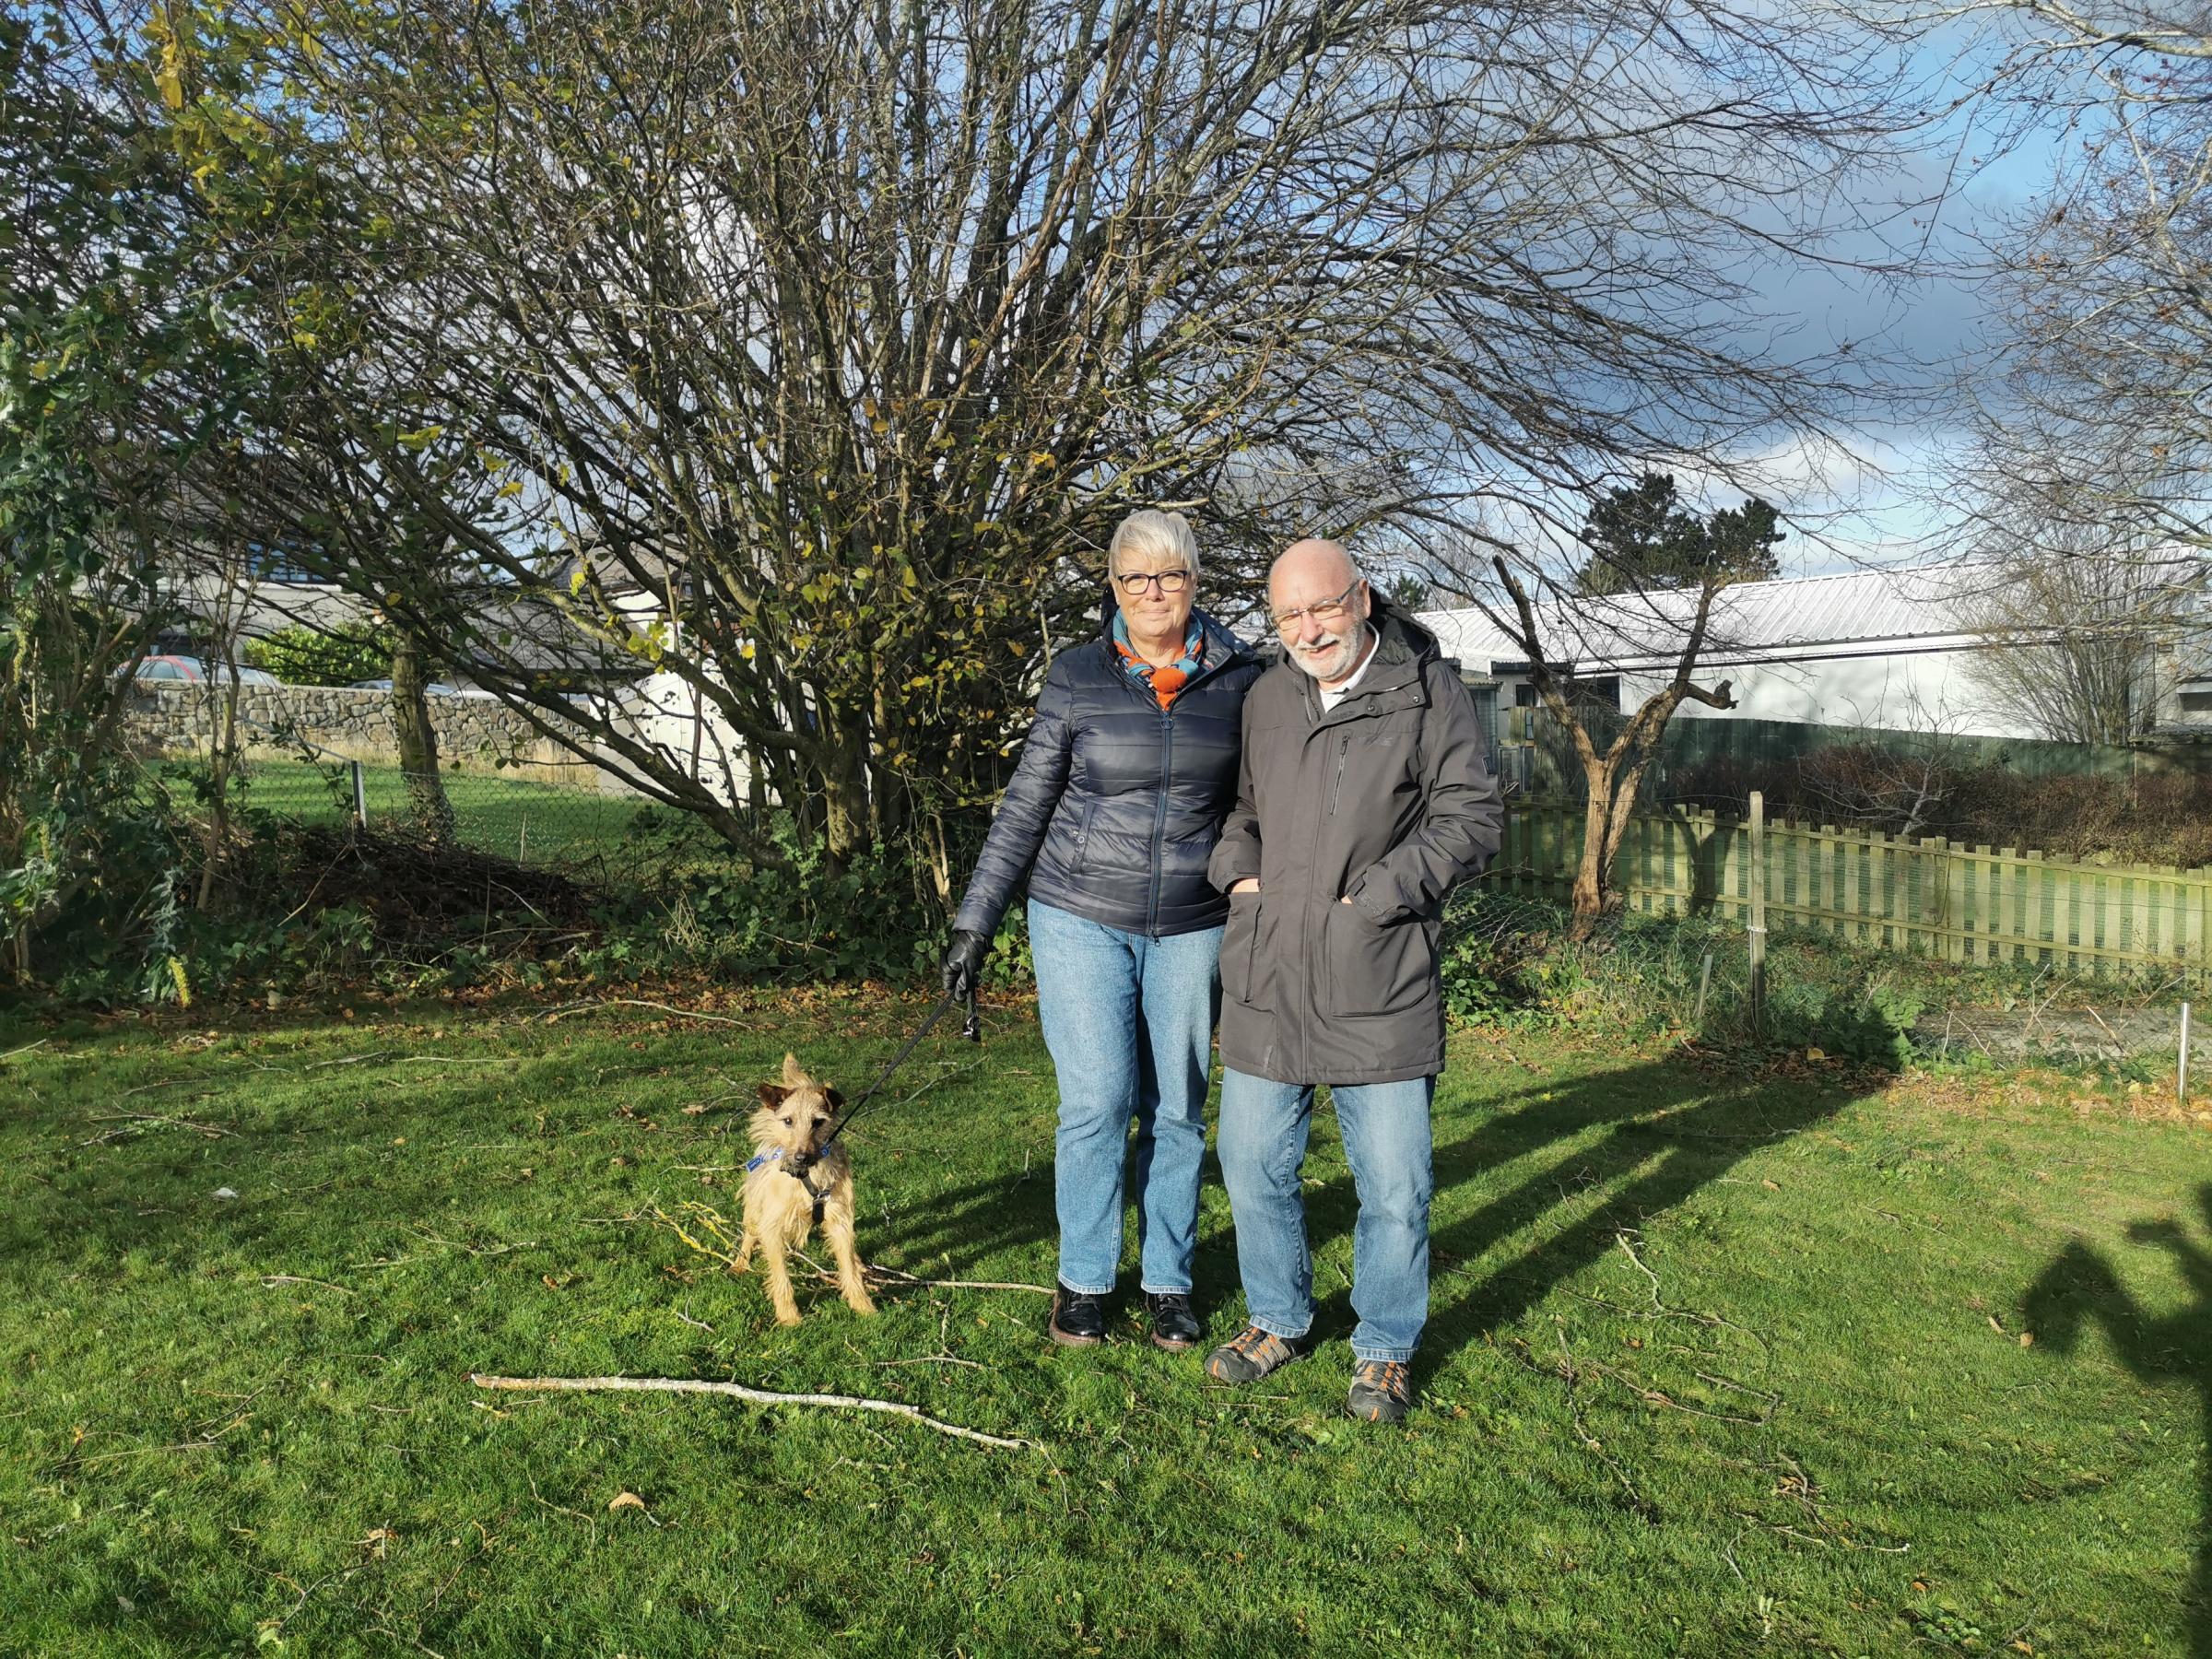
top-left (825, 1208), bottom-right (877, 1316)
top-left (732, 1217), bottom-right (757, 1273)
top-left (759, 1234), bottom-right (803, 1326)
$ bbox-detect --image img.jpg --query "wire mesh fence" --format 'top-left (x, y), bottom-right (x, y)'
top-left (220, 755), bottom-right (724, 882)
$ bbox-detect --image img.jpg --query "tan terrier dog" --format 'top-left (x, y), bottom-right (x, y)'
top-left (734, 1053), bottom-right (877, 1326)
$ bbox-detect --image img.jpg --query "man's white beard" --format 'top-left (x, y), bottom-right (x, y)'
top-left (1292, 631), bottom-right (1356, 682)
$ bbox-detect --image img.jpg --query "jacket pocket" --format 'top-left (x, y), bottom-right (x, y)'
top-left (1220, 891), bottom-right (1270, 1010)
top-left (1324, 901), bottom-right (1434, 1018)
top-left (1051, 794), bottom-right (1096, 877)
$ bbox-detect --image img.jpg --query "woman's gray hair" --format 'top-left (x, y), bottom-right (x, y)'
top-left (1108, 509), bottom-right (1201, 582)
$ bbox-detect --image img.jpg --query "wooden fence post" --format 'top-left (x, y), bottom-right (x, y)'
top-left (1748, 790), bottom-right (1766, 1033)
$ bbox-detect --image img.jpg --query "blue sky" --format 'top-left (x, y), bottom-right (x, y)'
top-left (1697, 35), bottom-right (2073, 573)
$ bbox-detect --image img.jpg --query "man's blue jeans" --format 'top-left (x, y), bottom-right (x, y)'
top-left (1217, 1068), bottom-right (1436, 1361)
top-left (1029, 899), bottom-right (1222, 1296)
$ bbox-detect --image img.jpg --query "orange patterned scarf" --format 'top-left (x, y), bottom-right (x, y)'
top-left (1112, 615), bottom-right (1206, 710)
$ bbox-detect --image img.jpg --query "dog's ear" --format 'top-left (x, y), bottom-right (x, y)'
top-left (781, 1052), bottom-right (810, 1087)
top-left (823, 1087), bottom-right (845, 1112)
top-left (758, 1083), bottom-right (790, 1110)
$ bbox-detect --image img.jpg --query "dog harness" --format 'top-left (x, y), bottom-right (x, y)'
top-left (744, 1147), bottom-right (830, 1226)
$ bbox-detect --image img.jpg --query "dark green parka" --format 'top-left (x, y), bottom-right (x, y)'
top-left (1206, 605), bottom-right (1505, 1085)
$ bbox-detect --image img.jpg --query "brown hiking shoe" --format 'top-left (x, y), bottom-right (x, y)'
top-left (1204, 1324), bottom-right (1308, 1383)
top-left (1347, 1359), bottom-right (1414, 1423)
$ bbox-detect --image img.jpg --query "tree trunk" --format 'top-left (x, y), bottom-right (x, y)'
top-left (391, 633), bottom-right (455, 841)
top-left (1568, 750), bottom-right (1657, 941)
top-left (821, 752), bottom-right (871, 873)
top-left (194, 668), bottom-right (243, 912)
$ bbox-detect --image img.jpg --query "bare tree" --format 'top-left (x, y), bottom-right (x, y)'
top-left (1956, 484), bottom-right (2204, 743)
top-left (1940, 0), bottom-right (2212, 554)
top-left (1485, 556), bottom-right (1737, 939)
top-left (66, 0), bottom-right (1945, 875)
top-left (29, 0), bottom-right (1955, 898)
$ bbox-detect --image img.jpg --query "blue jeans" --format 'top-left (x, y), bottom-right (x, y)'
top-left (1029, 899), bottom-right (1222, 1296)
top-left (1217, 1068), bottom-right (1436, 1361)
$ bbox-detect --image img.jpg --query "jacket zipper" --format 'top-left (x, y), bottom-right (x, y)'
top-left (1327, 733), bottom-right (1350, 817)
top-left (1148, 702), bottom-right (1173, 937)
top-left (1110, 631), bottom-right (1248, 938)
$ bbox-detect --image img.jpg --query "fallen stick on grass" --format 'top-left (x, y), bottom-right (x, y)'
top-left (80, 1111), bottom-right (236, 1146)
top-left (469, 1372), bottom-right (1039, 1452)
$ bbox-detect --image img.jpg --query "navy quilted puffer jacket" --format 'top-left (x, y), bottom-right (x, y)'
top-left (952, 611), bottom-right (1264, 940)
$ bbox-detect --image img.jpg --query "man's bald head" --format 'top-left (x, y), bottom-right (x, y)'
top-left (1268, 537), bottom-right (1373, 688)
top-left (1270, 538), bottom-right (1357, 595)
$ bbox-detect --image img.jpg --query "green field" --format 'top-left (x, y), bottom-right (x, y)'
top-left (2, 996), bottom-right (2206, 1654)
top-left (228, 759), bottom-right (660, 865)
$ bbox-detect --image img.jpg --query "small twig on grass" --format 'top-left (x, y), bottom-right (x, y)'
top-left (650, 1204), bottom-right (1051, 1293)
top-left (118, 1077), bottom-right (189, 1098)
top-left (1720, 1525), bottom-right (1749, 1584)
top-left (1549, 1327), bottom-right (1660, 1521)
top-left (368, 1626), bottom-right (449, 1659)
top-left (65, 1411), bottom-right (250, 1466)
top-left (409, 1229), bottom-right (537, 1257)
top-left (674, 1307), bottom-right (714, 1333)
top-left (470, 1372), bottom-right (1039, 1452)
top-left (794, 1246), bottom-right (1050, 1296)
top-left (80, 1111), bottom-right (236, 1147)
top-left (870, 1057), bottom-right (986, 1117)
top-left (66, 1440), bottom-right (227, 1466)
top-left (1612, 1230), bottom-right (1770, 1356)
top-left (261, 1275), bottom-right (355, 1297)
top-left (2, 1039), bottom-right (49, 1063)
top-left (582, 997), bottom-right (765, 1030)
top-left (528, 1477), bottom-right (598, 1548)
top-left (874, 1355), bottom-right (987, 1371)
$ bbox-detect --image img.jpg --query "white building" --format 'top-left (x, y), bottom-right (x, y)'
top-left (1418, 562), bottom-right (2212, 744)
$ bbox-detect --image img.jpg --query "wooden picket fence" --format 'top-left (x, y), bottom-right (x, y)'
top-left (1488, 797), bottom-right (2212, 983)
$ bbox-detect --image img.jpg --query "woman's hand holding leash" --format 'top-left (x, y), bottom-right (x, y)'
top-left (941, 930), bottom-right (990, 1000)
top-left (942, 930), bottom-right (987, 1041)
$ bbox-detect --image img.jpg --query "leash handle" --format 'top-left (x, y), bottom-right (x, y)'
top-left (962, 988), bottom-right (981, 1042)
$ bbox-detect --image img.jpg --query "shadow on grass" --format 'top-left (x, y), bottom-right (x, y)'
top-left (2024, 1185), bottom-right (2212, 1657)
top-left (1290, 1054), bottom-right (1875, 1365)
top-left (865, 1046), bottom-right (1880, 1355)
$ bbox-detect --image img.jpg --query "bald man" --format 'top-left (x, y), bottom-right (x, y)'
top-left (1203, 539), bottom-right (1504, 1423)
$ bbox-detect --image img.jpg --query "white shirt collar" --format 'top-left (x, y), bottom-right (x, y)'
top-left (1316, 625), bottom-right (1382, 712)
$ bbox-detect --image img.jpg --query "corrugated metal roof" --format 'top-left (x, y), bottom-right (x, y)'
top-left (1419, 562), bottom-right (2008, 675)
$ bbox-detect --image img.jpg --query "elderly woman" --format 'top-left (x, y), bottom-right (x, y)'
top-left (941, 510), bottom-right (1262, 1350)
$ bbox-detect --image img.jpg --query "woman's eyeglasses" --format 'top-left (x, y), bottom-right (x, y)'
top-left (1114, 569), bottom-right (1193, 595)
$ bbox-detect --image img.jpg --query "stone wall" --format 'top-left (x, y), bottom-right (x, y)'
top-left (122, 684), bottom-right (600, 783)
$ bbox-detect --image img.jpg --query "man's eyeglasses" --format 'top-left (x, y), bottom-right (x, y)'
top-left (1114, 568), bottom-right (1193, 595)
top-left (1268, 576), bottom-right (1365, 633)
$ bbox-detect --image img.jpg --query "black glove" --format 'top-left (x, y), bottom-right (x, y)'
top-left (941, 929), bottom-right (991, 1000)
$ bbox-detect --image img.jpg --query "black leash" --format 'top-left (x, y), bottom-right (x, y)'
top-left (788, 985), bottom-right (978, 1179)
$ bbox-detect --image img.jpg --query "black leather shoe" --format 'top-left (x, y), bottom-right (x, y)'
top-left (1049, 1283), bottom-right (1108, 1347)
top-left (1145, 1291), bottom-right (1201, 1351)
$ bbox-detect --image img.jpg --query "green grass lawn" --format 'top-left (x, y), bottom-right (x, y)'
top-left (3, 996), bottom-right (2208, 1656)
top-left (226, 759), bottom-right (656, 865)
